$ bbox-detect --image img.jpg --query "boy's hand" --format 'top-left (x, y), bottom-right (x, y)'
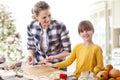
top-left (44, 63), bottom-right (53, 67)
top-left (45, 63), bottom-right (57, 68)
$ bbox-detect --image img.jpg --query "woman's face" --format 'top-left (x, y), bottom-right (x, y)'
top-left (79, 30), bottom-right (94, 42)
top-left (36, 9), bottom-right (51, 28)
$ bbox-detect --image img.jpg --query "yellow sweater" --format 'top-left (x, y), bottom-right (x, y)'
top-left (57, 43), bottom-right (104, 78)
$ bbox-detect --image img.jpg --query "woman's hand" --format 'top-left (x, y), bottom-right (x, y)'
top-left (38, 56), bottom-right (54, 65)
top-left (26, 50), bottom-right (35, 65)
top-left (26, 55), bottom-right (34, 65)
top-left (45, 56), bottom-right (55, 61)
top-left (38, 59), bottom-right (48, 65)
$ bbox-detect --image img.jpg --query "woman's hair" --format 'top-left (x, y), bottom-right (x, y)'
top-left (32, 1), bottom-right (50, 19)
top-left (78, 20), bottom-right (94, 34)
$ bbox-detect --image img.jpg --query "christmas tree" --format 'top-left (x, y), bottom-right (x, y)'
top-left (0, 4), bottom-right (24, 61)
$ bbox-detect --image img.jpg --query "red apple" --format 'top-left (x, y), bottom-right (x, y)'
top-left (96, 71), bottom-right (108, 80)
top-left (105, 64), bottom-right (113, 72)
top-left (109, 68), bottom-right (120, 78)
top-left (93, 66), bottom-right (102, 75)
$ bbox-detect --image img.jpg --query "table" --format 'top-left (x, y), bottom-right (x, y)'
top-left (0, 62), bottom-right (75, 80)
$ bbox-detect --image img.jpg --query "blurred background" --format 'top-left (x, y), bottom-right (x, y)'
top-left (0, 0), bottom-right (120, 71)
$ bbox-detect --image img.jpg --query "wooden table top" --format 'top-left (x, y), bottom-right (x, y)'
top-left (22, 65), bottom-right (65, 80)
top-left (0, 62), bottom-right (75, 80)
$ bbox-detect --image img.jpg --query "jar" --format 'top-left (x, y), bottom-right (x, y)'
top-left (67, 75), bottom-right (77, 80)
top-left (59, 73), bottom-right (67, 80)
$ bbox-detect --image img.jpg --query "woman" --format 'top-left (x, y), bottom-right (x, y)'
top-left (26, 1), bottom-right (71, 71)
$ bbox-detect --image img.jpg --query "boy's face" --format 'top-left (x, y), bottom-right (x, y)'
top-left (36, 9), bottom-right (51, 28)
top-left (79, 30), bottom-right (94, 42)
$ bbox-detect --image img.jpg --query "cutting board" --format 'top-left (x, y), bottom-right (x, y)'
top-left (22, 65), bottom-right (67, 80)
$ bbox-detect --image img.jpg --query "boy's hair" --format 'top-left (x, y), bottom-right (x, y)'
top-left (78, 20), bottom-right (94, 34)
top-left (32, 1), bottom-right (50, 19)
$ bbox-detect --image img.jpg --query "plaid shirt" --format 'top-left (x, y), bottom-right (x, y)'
top-left (27, 20), bottom-right (71, 63)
